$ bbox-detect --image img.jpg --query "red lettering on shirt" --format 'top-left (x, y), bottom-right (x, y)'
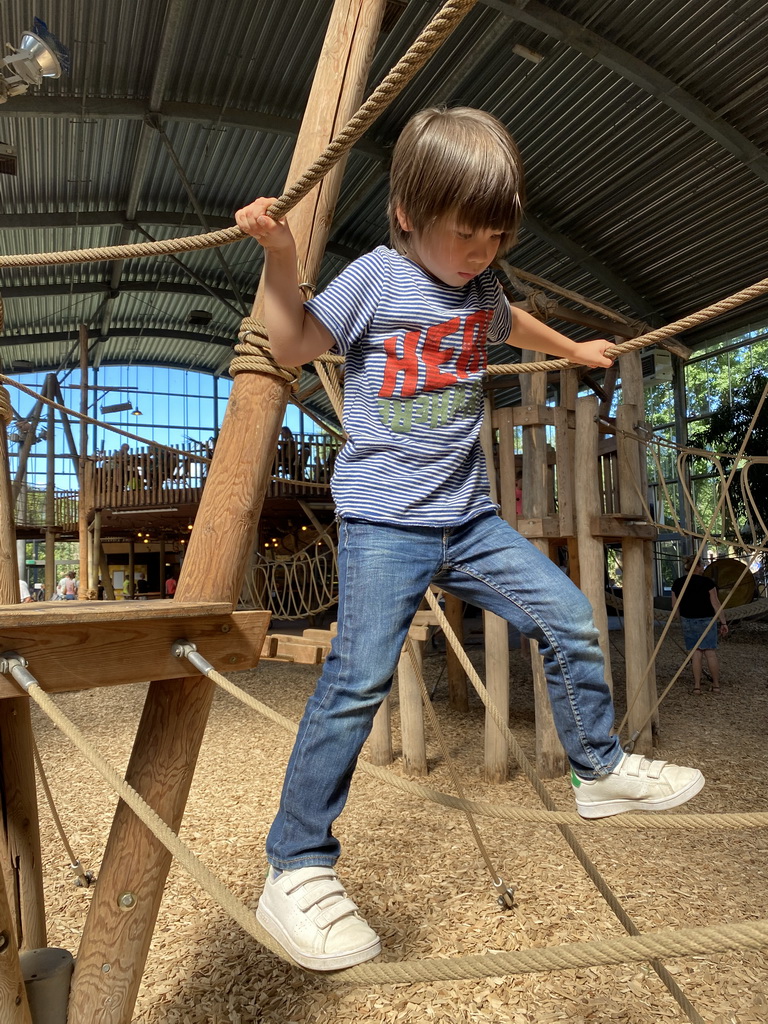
top-left (379, 310), bottom-right (493, 398)
top-left (456, 309), bottom-right (492, 376)
top-left (422, 317), bottom-right (460, 390)
top-left (380, 330), bottom-right (421, 398)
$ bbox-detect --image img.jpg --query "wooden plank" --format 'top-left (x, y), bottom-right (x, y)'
top-left (516, 516), bottom-right (564, 538)
top-left (0, 610), bottom-right (271, 699)
top-left (592, 515), bottom-right (657, 540)
top-left (513, 404), bottom-right (555, 427)
top-left (271, 636), bottom-right (325, 664)
top-left (0, 599), bottom-right (233, 626)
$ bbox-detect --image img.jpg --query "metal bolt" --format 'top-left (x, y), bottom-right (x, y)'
top-left (221, 623), bottom-right (231, 633)
top-left (228, 655), bottom-right (238, 664)
top-left (117, 891), bottom-right (137, 911)
top-left (101, 963), bottom-right (111, 973)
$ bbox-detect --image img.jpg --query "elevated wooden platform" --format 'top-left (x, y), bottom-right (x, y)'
top-left (0, 600), bottom-right (271, 698)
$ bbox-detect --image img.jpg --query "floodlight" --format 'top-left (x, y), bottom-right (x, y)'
top-left (101, 402), bottom-right (133, 415)
top-left (0, 18), bottom-right (70, 103)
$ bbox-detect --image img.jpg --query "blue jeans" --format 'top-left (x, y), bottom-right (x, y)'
top-left (266, 513), bottom-right (623, 869)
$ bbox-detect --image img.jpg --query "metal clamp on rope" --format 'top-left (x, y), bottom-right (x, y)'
top-left (171, 640), bottom-right (215, 677)
top-left (623, 731), bottom-right (640, 755)
top-left (70, 860), bottom-right (96, 888)
top-left (493, 876), bottom-right (516, 910)
top-left (0, 650), bottom-right (37, 692)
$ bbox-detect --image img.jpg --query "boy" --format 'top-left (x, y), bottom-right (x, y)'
top-left (235, 107), bottom-right (704, 971)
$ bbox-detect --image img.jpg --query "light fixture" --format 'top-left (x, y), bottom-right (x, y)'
top-left (101, 401), bottom-right (133, 414)
top-left (0, 18), bottom-right (69, 103)
top-left (187, 523), bottom-right (193, 530)
top-left (512, 43), bottom-right (544, 64)
top-left (131, 408), bottom-right (143, 416)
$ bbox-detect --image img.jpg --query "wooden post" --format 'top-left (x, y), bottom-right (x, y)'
top-left (574, 397), bottom-right (613, 690)
top-left (443, 593), bottom-right (467, 712)
top-left (78, 326), bottom-right (90, 597)
top-left (67, 4), bottom-right (388, 1021)
top-left (127, 540), bottom-right (135, 600)
top-left (44, 376), bottom-right (57, 601)
top-left (480, 396), bottom-right (509, 782)
top-left (0, 867), bottom-right (32, 1024)
top-left (0, 389), bottom-right (47, 957)
top-left (521, 356), bottom-right (567, 778)
top-left (159, 538), bottom-right (166, 599)
top-left (89, 511), bottom-right (101, 596)
top-left (617, 402), bottom-right (654, 755)
top-left (367, 696), bottom-right (392, 765)
top-left (619, 348), bottom-right (658, 734)
top-left (397, 642), bottom-right (427, 777)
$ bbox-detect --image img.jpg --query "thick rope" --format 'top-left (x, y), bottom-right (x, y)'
top-left (0, 0), bottom-right (480, 271)
top-left (233, 317), bottom-right (302, 386)
top-left (21, 673), bottom-right (768, 992)
top-left (483, 274), bottom-right (768, 375)
top-left (0, 385), bottom-right (12, 425)
top-left (206, 664), bottom-right (768, 831)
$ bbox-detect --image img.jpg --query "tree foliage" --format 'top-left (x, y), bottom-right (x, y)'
top-left (688, 370), bottom-right (768, 535)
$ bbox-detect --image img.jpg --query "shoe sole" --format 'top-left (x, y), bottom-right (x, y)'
top-left (575, 769), bottom-right (705, 820)
top-left (256, 901), bottom-right (382, 971)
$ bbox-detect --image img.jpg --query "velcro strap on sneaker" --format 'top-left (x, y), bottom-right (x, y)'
top-left (645, 758), bottom-right (668, 779)
top-left (280, 868), bottom-right (338, 897)
top-left (314, 897), bottom-right (360, 929)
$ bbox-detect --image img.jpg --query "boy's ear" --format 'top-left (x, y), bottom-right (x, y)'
top-left (395, 205), bottom-right (413, 232)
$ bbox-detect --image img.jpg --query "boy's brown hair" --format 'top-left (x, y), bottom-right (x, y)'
top-left (388, 107), bottom-right (525, 258)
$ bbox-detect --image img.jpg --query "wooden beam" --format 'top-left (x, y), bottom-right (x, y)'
top-left (67, 3), bottom-right (388, 1020)
top-left (0, 609), bottom-right (270, 698)
top-left (0, 386), bottom-right (47, 956)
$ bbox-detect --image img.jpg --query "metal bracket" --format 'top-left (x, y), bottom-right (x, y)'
top-left (171, 639), bottom-right (214, 677)
top-left (493, 876), bottom-right (516, 910)
top-left (0, 649), bottom-right (27, 674)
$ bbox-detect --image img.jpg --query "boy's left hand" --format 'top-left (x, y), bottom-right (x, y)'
top-left (573, 339), bottom-right (615, 368)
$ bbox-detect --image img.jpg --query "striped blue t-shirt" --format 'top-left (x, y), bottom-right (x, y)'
top-left (305, 245), bottom-right (512, 526)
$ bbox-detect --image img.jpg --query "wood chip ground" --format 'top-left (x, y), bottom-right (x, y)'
top-left (32, 618), bottom-right (768, 1023)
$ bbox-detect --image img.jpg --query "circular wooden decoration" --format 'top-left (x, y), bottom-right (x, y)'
top-left (703, 557), bottom-right (756, 608)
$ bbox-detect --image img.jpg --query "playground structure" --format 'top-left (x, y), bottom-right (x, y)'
top-left (1, 1), bottom-right (768, 1022)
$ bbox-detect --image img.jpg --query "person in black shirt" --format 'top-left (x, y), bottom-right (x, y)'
top-left (671, 556), bottom-right (728, 693)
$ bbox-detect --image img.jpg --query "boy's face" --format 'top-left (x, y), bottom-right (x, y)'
top-left (396, 207), bottom-right (503, 287)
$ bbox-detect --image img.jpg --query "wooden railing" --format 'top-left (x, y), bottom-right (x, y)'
top-left (14, 488), bottom-right (79, 531)
top-left (85, 434), bottom-right (343, 512)
top-left (86, 446), bottom-right (205, 511)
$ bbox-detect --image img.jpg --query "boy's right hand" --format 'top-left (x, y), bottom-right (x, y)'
top-left (235, 197), bottom-right (293, 251)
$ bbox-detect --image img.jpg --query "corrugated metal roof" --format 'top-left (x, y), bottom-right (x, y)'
top-left (0, 0), bottom-right (766, 424)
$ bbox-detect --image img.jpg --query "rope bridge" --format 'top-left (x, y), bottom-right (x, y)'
top-left (5, 645), bottom-right (767, 997)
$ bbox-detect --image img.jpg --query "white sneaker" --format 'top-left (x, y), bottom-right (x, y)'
top-left (256, 866), bottom-right (381, 970)
top-left (572, 752), bottom-right (705, 819)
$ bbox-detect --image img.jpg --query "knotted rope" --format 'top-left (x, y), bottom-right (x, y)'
top-left (0, 0), bottom-right (480, 271)
top-left (233, 317), bottom-right (302, 386)
top-left (0, 385), bottom-right (12, 426)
